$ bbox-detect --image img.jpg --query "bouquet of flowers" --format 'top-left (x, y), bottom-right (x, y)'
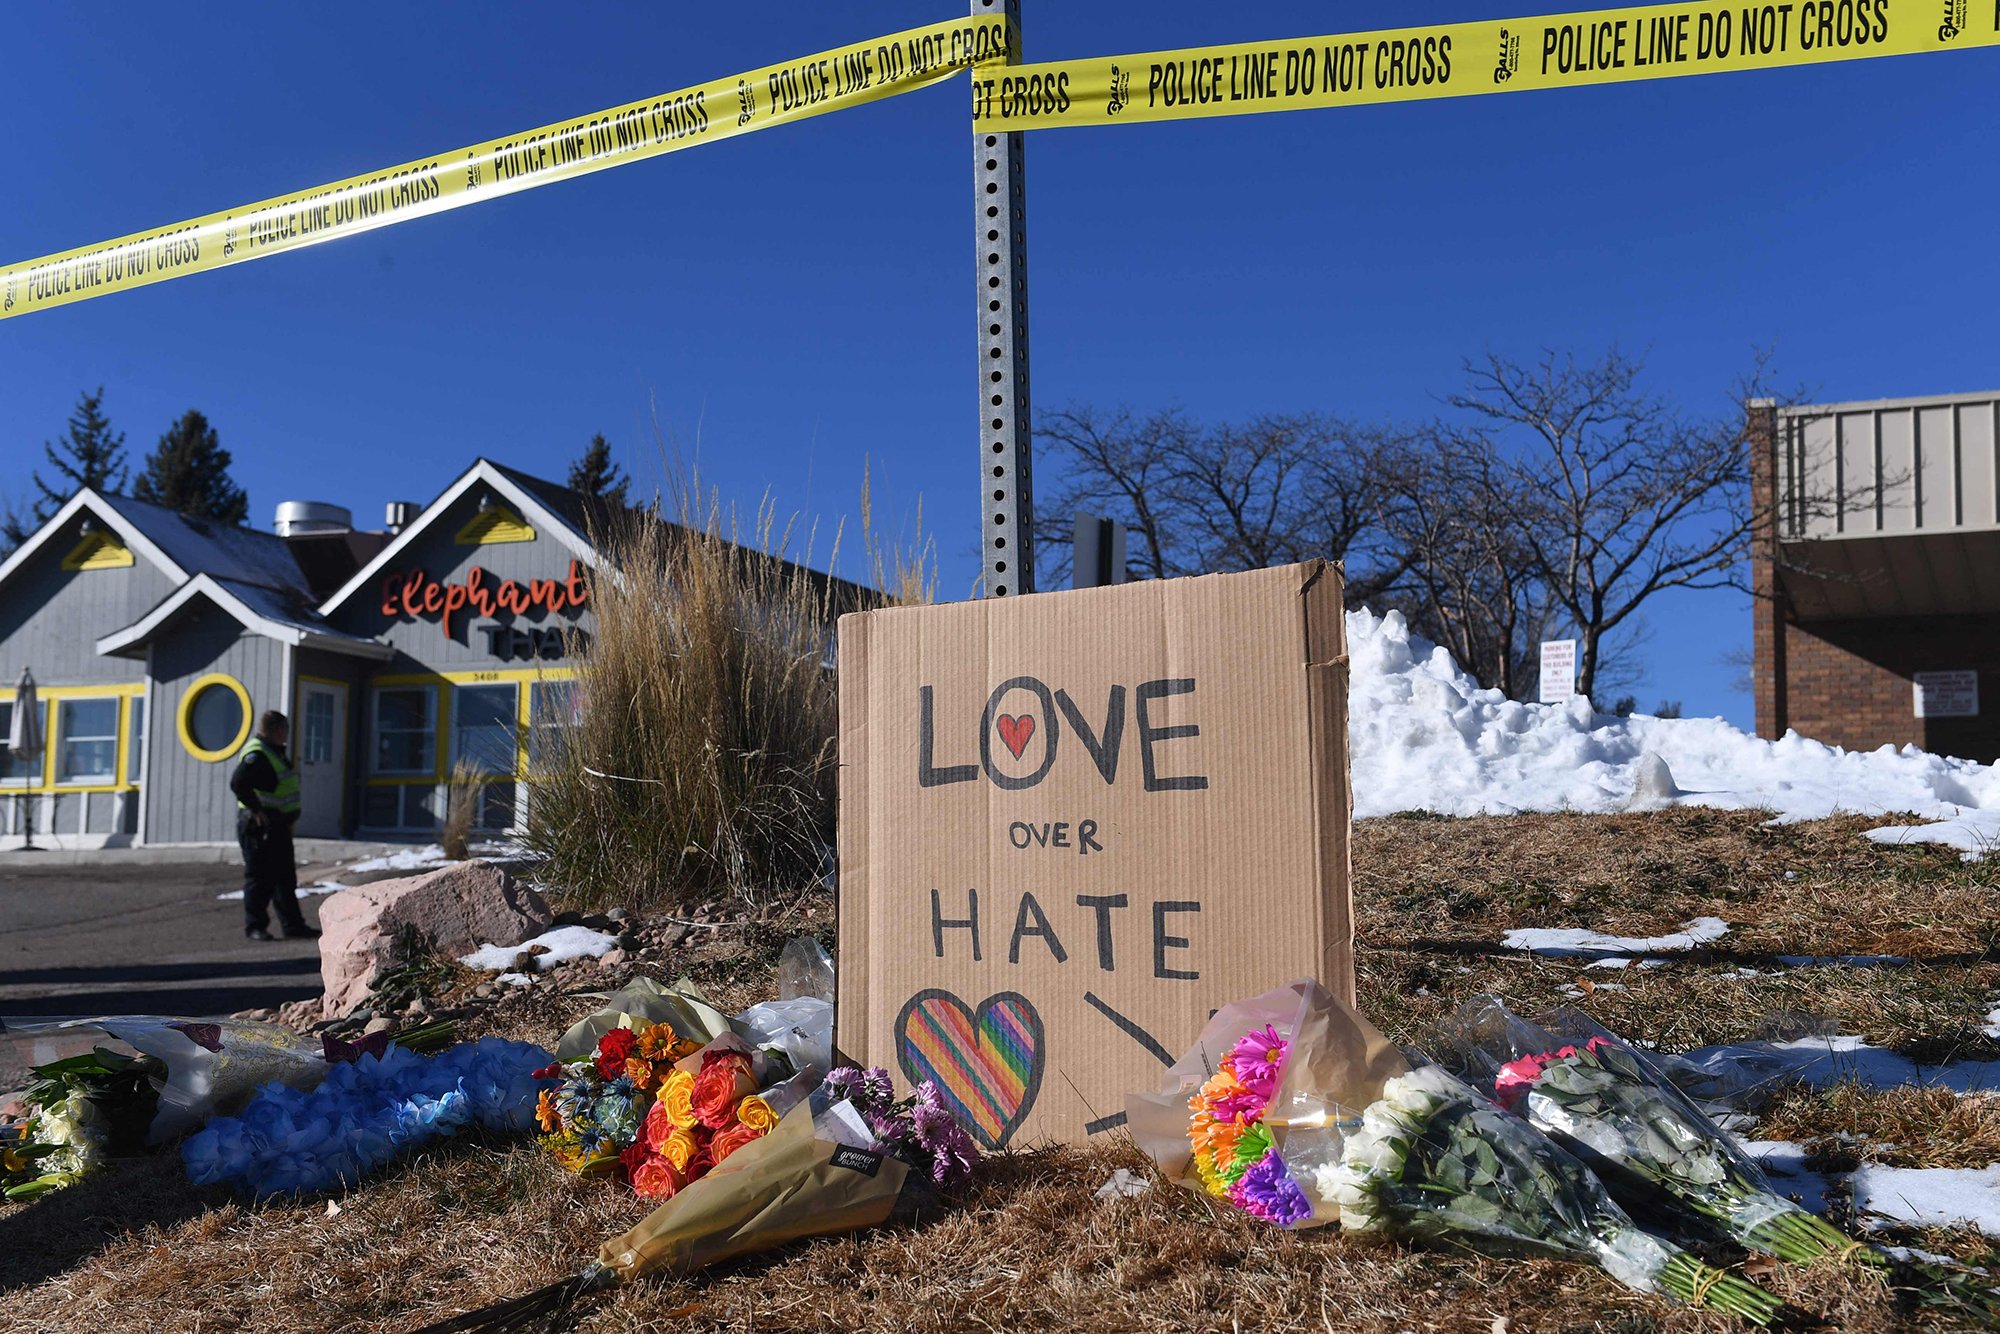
top-left (820, 1065), bottom-right (979, 1189)
top-left (1184, 1024), bottom-right (1313, 1226)
top-left (1456, 998), bottom-right (2000, 1324)
top-left (412, 1066), bottom-right (981, 1333)
top-left (534, 1022), bottom-right (703, 1183)
top-left (183, 1036), bottom-right (551, 1196)
top-left (1127, 978), bottom-right (1412, 1231)
top-left (620, 1038), bottom-right (805, 1200)
top-left (1322, 1066), bottom-right (1783, 1324)
top-left (2, 1045), bottom-right (163, 1198)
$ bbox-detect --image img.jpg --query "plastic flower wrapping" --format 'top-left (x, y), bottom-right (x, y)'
top-left (181, 1037), bottom-right (552, 1197)
top-left (1447, 994), bottom-right (2000, 1325)
top-left (1320, 1066), bottom-right (1782, 1324)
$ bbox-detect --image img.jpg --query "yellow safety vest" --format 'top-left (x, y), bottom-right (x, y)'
top-left (236, 737), bottom-right (301, 816)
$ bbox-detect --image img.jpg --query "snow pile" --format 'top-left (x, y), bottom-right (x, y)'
top-left (1348, 608), bottom-right (2000, 856)
top-left (459, 925), bottom-right (620, 972)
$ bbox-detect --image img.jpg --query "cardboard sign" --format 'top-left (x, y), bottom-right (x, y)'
top-left (1914, 670), bottom-right (1979, 718)
top-left (1538, 639), bottom-right (1577, 703)
top-left (836, 562), bottom-right (1354, 1148)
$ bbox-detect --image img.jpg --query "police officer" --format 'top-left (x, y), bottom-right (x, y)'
top-left (230, 710), bottom-right (318, 941)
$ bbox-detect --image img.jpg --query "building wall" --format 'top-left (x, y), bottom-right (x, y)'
top-left (1781, 615), bottom-right (2000, 761)
top-left (1755, 399), bottom-right (2000, 762)
top-left (324, 489), bottom-right (592, 671)
top-left (145, 607), bottom-right (287, 843)
top-left (0, 514), bottom-right (174, 687)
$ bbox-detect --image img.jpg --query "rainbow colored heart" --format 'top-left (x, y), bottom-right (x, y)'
top-left (895, 989), bottom-right (1044, 1149)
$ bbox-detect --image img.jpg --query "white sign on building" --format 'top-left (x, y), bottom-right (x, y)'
top-left (1539, 639), bottom-right (1577, 704)
top-left (1913, 670), bottom-right (1979, 719)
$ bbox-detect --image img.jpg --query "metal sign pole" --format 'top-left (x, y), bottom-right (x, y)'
top-left (974, 0), bottom-right (1032, 596)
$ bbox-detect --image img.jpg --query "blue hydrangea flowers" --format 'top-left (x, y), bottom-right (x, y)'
top-left (182, 1038), bottom-right (553, 1197)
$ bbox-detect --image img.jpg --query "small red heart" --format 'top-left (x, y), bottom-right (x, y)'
top-left (995, 713), bottom-right (1036, 760)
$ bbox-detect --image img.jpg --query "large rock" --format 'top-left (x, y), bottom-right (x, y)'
top-left (318, 860), bottom-right (551, 1017)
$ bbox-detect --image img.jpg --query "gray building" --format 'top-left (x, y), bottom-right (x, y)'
top-left (0, 459), bottom-right (603, 848)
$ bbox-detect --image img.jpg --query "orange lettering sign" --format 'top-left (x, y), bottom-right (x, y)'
top-left (378, 559), bottom-right (590, 639)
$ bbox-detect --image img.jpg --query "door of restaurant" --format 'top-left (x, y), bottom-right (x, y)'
top-left (295, 679), bottom-right (347, 839)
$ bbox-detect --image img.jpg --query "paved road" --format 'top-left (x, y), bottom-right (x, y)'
top-left (0, 859), bottom-right (331, 1020)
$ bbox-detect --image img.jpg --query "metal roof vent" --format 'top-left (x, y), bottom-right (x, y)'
top-left (274, 501), bottom-right (353, 537)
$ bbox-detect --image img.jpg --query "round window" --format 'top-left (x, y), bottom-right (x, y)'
top-left (188, 685), bottom-right (243, 752)
top-left (177, 673), bottom-right (253, 761)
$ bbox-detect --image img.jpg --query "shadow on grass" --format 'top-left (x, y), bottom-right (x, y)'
top-left (0, 1153), bottom-right (231, 1295)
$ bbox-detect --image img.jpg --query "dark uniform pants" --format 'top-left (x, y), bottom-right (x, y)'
top-left (237, 812), bottom-right (305, 935)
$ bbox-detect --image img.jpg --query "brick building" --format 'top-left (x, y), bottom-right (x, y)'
top-left (1752, 390), bottom-right (2000, 762)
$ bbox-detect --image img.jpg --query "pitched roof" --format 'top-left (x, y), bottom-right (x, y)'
top-left (101, 494), bottom-right (311, 593)
top-left (97, 574), bottom-right (395, 660)
top-left (0, 488), bottom-right (310, 598)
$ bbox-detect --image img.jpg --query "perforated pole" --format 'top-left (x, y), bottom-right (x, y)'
top-left (973, 0), bottom-right (1032, 596)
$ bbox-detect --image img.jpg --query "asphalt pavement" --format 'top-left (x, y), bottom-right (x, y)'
top-left (0, 856), bottom-right (332, 1018)
top-left (0, 855), bottom-right (338, 1096)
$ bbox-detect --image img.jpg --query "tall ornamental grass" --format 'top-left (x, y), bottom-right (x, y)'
top-left (527, 466), bottom-right (927, 912)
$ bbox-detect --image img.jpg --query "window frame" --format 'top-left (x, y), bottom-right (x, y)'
top-left (55, 696), bottom-right (121, 786)
top-left (369, 684), bottom-right (438, 778)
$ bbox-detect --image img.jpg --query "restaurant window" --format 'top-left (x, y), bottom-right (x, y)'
top-left (372, 686), bottom-right (436, 775)
top-left (126, 697), bottom-right (145, 784)
top-left (0, 700), bottom-right (46, 784)
top-left (528, 680), bottom-right (579, 769)
top-left (57, 697), bottom-right (120, 784)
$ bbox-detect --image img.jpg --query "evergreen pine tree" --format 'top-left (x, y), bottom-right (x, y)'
top-left (28, 386), bottom-right (129, 522)
top-left (131, 409), bottom-right (249, 523)
top-left (567, 433), bottom-right (629, 507)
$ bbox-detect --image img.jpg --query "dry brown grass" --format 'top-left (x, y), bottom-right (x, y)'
top-left (6, 810), bottom-right (2000, 1332)
top-left (523, 475), bottom-right (844, 913)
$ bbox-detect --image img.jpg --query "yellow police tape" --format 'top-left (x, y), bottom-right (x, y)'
top-left (969, 0), bottom-right (1995, 128)
top-left (0, 16), bottom-right (1012, 321)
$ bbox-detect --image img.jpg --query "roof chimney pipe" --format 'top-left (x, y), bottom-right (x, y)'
top-left (384, 501), bottom-right (419, 534)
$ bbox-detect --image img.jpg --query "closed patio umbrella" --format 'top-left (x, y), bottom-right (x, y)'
top-left (8, 668), bottom-right (42, 851)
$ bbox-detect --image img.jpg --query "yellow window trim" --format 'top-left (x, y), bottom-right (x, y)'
top-left (60, 531), bottom-right (135, 570)
top-left (177, 673), bottom-right (254, 763)
top-left (1, 689), bottom-right (143, 793)
top-left (453, 506), bottom-right (536, 546)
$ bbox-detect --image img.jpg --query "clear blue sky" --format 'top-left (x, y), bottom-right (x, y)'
top-left (4, 2), bottom-right (1995, 729)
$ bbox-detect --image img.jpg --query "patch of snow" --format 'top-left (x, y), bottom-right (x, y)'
top-left (1501, 916), bottom-right (1730, 959)
top-left (459, 925), bottom-right (620, 972)
top-left (1735, 1139), bottom-right (1836, 1214)
top-left (1586, 957), bottom-right (1633, 970)
top-left (1853, 1164), bottom-right (2000, 1235)
top-left (1879, 1245), bottom-right (1990, 1274)
top-left (1984, 1007), bottom-right (2000, 1041)
top-left (344, 844), bottom-right (452, 874)
top-left (495, 972), bottom-right (534, 987)
top-left (1680, 1033), bottom-right (2000, 1095)
top-left (1347, 608), bottom-right (2000, 857)
top-left (215, 880), bottom-right (349, 902)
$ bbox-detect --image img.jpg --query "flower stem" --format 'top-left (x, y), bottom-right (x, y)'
top-left (1655, 1252), bottom-right (1784, 1326)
